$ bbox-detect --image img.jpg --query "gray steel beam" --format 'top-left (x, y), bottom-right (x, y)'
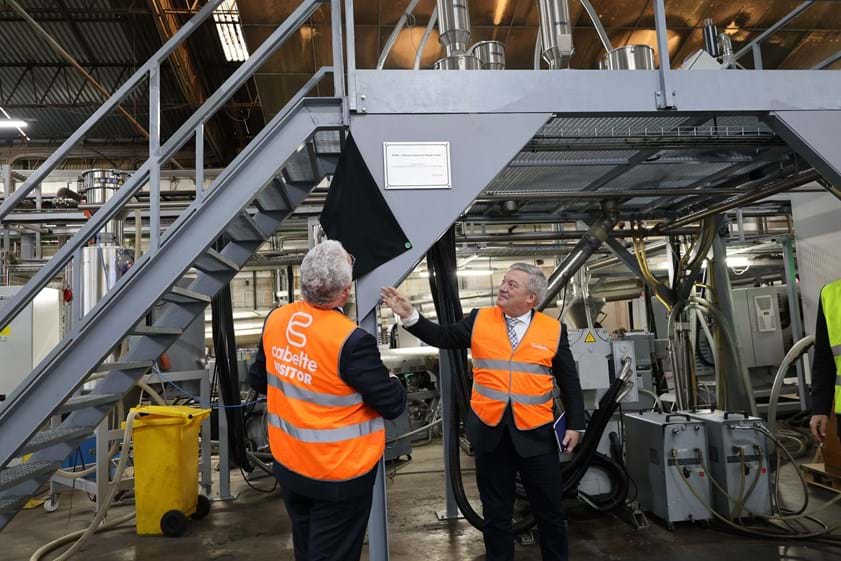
top-left (351, 70), bottom-right (841, 114)
top-left (602, 236), bottom-right (674, 307)
top-left (813, 49), bottom-right (841, 70)
top-left (734, 1), bottom-right (816, 61)
top-left (782, 236), bottom-right (809, 411)
top-left (353, 112), bottom-right (552, 320)
top-left (710, 220), bottom-right (756, 415)
top-left (769, 111), bottom-right (841, 196)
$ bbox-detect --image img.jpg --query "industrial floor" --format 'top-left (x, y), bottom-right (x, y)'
top-left (3, 439), bottom-right (841, 561)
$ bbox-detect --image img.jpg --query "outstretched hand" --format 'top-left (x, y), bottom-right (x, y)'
top-left (380, 287), bottom-right (413, 319)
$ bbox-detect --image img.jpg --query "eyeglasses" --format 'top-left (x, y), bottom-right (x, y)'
top-left (348, 253), bottom-right (356, 266)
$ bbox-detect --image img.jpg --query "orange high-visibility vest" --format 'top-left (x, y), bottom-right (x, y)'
top-left (470, 307), bottom-right (561, 430)
top-left (263, 301), bottom-right (384, 481)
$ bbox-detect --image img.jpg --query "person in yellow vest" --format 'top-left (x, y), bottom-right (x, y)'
top-left (381, 263), bottom-right (585, 561)
top-left (249, 240), bottom-right (406, 561)
top-left (810, 279), bottom-right (841, 443)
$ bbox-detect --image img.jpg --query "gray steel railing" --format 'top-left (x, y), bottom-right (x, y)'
top-left (0, 0), bottom-right (343, 332)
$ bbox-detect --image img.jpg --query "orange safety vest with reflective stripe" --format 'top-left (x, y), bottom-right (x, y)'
top-left (820, 280), bottom-right (841, 414)
top-left (263, 301), bottom-right (384, 481)
top-left (470, 307), bottom-right (561, 430)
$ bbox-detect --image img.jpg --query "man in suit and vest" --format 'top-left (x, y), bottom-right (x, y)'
top-left (249, 240), bottom-right (406, 561)
top-left (810, 279), bottom-right (841, 444)
top-left (381, 262), bottom-right (585, 561)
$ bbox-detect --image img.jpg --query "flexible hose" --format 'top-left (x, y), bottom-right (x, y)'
top-left (767, 335), bottom-right (815, 438)
top-left (32, 412), bottom-right (138, 561)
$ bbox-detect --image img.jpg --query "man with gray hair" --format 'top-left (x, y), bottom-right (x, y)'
top-left (382, 263), bottom-right (584, 561)
top-left (249, 240), bottom-right (406, 561)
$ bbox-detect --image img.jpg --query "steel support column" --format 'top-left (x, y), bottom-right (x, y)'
top-left (782, 236), bottom-right (810, 411)
top-left (711, 218), bottom-right (755, 415)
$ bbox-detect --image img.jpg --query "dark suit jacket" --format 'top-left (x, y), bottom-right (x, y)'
top-left (249, 319), bottom-right (407, 500)
top-left (810, 297), bottom-right (840, 437)
top-left (405, 308), bottom-right (586, 458)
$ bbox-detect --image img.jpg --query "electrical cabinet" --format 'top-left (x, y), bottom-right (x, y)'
top-left (0, 286), bottom-right (61, 402)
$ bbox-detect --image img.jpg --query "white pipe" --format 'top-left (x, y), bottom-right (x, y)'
top-left (579, 0), bottom-right (612, 52)
top-left (767, 335), bottom-right (815, 437)
top-left (377, 0), bottom-right (424, 69)
top-left (414, 7), bottom-right (439, 69)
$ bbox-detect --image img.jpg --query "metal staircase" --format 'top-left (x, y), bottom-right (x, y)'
top-left (0, 0), bottom-right (345, 530)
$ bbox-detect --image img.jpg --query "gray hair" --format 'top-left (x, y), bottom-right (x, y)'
top-left (508, 262), bottom-right (547, 302)
top-left (300, 240), bottom-right (352, 307)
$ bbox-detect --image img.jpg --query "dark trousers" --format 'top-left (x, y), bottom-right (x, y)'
top-left (282, 487), bottom-right (374, 561)
top-left (475, 429), bottom-right (568, 561)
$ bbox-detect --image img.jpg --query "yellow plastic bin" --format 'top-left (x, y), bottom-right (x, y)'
top-left (128, 405), bottom-right (212, 537)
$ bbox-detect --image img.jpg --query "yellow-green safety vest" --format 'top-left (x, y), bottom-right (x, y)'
top-left (821, 280), bottom-right (841, 413)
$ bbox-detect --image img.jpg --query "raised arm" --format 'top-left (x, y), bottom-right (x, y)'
top-left (381, 286), bottom-right (475, 349)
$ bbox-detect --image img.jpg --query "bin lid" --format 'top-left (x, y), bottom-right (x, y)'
top-left (128, 405), bottom-right (211, 428)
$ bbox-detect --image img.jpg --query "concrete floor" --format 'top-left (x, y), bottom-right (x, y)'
top-left (3, 439), bottom-right (841, 561)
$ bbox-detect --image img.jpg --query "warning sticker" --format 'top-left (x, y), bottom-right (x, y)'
top-left (584, 331), bottom-right (596, 344)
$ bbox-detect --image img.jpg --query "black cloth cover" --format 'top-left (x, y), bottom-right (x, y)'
top-left (319, 134), bottom-right (411, 279)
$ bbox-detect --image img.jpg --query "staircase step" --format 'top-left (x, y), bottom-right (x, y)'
top-left (162, 286), bottom-right (211, 305)
top-left (226, 212), bottom-right (269, 242)
top-left (0, 495), bottom-right (28, 513)
top-left (59, 393), bottom-right (122, 414)
top-left (255, 182), bottom-right (293, 213)
top-left (193, 248), bottom-right (239, 275)
top-left (21, 426), bottom-right (93, 456)
top-left (0, 461), bottom-right (59, 493)
top-left (129, 325), bottom-right (183, 337)
top-left (92, 361), bottom-right (153, 374)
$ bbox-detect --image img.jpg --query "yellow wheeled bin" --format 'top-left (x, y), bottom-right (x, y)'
top-left (129, 405), bottom-right (212, 537)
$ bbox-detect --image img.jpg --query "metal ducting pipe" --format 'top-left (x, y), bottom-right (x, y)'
top-left (436, 0), bottom-right (471, 55)
top-left (536, 0), bottom-right (573, 69)
top-left (702, 18), bottom-right (720, 57)
top-left (537, 201), bottom-right (620, 311)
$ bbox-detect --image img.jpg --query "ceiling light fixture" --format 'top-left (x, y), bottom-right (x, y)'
top-left (0, 119), bottom-right (27, 129)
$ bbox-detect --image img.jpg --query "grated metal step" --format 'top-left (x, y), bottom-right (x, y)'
top-left (161, 286), bottom-right (211, 305)
top-left (128, 325), bottom-right (183, 337)
top-left (193, 248), bottom-right (239, 275)
top-left (255, 181), bottom-right (292, 213)
top-left (0, 495), bottom-right (28, 513)
top-left (92, 361), bottom-right (153, 374)
top-left (59, 393), bottom-right (122, 414)
top-left (21, 426), bottom-right (93, 456)
top-left (0, 462), bottom-right (59, 492)
top-left (226, 212), bottom-right (269, 242)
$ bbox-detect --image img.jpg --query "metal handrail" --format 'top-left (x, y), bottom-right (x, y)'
top-left (0, 0), bottom-right (338, 332)
top-left (0, 0), bottom-right (225, 223)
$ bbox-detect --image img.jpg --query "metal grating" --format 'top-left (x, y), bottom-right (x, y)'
top-left (0, 462), bottom-right (58, 492)
top-left (0, 495), bottom-right (28, 513)
top-left (22, 427), bottom-right (92, 455)
top-left (485, 165), bottom-right (618, 194)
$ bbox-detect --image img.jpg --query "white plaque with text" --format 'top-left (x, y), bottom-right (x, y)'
top-left (383, 142), bottom-right (451, 190)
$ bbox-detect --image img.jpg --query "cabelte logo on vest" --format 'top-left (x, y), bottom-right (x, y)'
top-left (273, 311), bottom-right (318, 386)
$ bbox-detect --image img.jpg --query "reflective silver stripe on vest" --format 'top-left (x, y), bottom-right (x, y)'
top-left (472, 358), bottom-right (552, 376)
top-left (268, 375), bottom-right (363, 407)
top-left (833, 344), bottom-right (841, 358)
top-left (473, 382), bottom-right (554, 406)
top-left (267, 413), bottom-right (384, 443)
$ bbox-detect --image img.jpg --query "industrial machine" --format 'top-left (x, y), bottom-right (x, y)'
top-left (0, 286), bottom-right (60, 402)
top-left (624, 411), bottom-right (713, 528)
top-left (686, 410), bottom-right (772, 519)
